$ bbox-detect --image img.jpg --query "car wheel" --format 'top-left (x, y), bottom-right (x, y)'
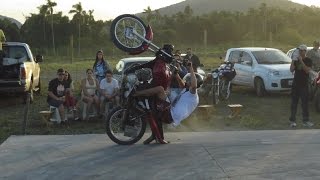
top-left (255, 78), bottom-right (266, 97)
top-left (35, 77), bottom-right (41, 95)
top-left (23, 80), bottom-right (34, 104)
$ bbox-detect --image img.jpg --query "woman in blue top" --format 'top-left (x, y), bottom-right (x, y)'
top-left (93, 50), bottom-right (111, 83)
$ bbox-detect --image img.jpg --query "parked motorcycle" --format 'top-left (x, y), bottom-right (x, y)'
top-left (202, 61), bottom-right (236, 105)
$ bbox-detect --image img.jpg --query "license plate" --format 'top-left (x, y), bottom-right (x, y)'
top-left (288, 80), bottom-right (293, 86)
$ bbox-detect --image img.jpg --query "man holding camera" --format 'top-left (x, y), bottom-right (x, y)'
top-left (169, 54), bottom-right (188, 102)
top-left (289, 44), bottom-right (314, 127)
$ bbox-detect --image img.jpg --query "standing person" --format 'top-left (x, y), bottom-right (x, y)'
top-left (47, 68), bottom-right (69, 123)
top-left (175, 49), bottom-right (182, 56)
top-left (184, 47), bottom-right (200, 72)
top-left (306, 40), bottom-right (320, 70)
top-left (289, 44), bottom-right (314, 127)
top-left (81, 69), bottom-right (100, 120)
top-left (63, 70), bottom-right (77, 111)
top-left (93, 50), bottom-right (111, 83)
top-left (99, 70), bottom-right (120, 114)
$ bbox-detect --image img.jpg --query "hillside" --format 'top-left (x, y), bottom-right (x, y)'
top-left (153, 0), bottom-right (306, 16)
top-left (0, 15), bottom-right (22, 28)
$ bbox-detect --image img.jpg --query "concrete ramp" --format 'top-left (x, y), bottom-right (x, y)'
top-left (1, 130), bottom-right (320, 180)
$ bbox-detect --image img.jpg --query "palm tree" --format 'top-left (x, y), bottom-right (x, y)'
top-left (37, 4), bottom-right (48, 44)
top-left (69, 2), bottom-right (83, 56)
top-left (46, 0), bottom-right (57, 56)
top-left (143, 6), bottom-right (153, 23)
top-left (88, 10), bottom-right (95, 24)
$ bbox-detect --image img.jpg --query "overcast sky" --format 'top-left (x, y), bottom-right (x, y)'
top-left (0, 0), bottom-right (318, 23)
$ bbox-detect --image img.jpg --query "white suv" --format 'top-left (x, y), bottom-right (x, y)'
top-left (225, 47), bottom-right (294, 96)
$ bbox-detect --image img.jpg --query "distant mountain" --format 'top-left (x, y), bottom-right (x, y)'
top-left (150, 0), bottom-right (306, 16)
top-left (0, 15), bottom-right (22, 28)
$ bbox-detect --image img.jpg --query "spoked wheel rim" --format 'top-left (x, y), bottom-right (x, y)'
top-left (108, 108), bottom-right (143, 142)
top-left (220, 80), bottom-right (230, 100)
top-left (113, 16), bottom-right (146, 49)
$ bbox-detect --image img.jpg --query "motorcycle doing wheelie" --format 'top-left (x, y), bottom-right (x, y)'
top-left (107, 14), bottom-right (175, 145)
top-left (203, 61), bottom-right (236, 104)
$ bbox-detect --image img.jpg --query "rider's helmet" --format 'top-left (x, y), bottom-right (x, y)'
top-left (183, 73), bottom-right (203, 88)
top-left (156, 44), bottom-right (174, 63)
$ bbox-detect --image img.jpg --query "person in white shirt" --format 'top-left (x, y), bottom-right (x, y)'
top-left (134, 62), bottom-right (202, 144)
top-left (100, 70), bottom-right (120, 114)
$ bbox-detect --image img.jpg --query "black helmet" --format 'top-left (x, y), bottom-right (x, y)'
top-left (183, 73), bottom-right (203, 88)
top-left (157, 44), bottom-right (174, 63)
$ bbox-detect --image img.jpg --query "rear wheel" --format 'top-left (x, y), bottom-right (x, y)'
top-left (219, 79), bottom-right (230, 100)
top-left (35, 77), bottom-right (41, 95)
top-left (255, 78), bottom-right (266, 97)
top-left (23, 80), bottom-right (34, 104)
top-left (212, 80), bottom-right (219, 105)
top-left (105, 106), bottom-right (146, 145)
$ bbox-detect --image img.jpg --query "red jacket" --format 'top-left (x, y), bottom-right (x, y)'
top-left (127, 56), bottom-right (172, 90)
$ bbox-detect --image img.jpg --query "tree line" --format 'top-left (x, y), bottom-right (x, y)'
top-left (1, 1), bottom-right (320, 57)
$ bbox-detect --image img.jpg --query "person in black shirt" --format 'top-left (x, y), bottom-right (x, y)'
top-left (47, 68), bottom-right (70, 122)
top-left (289, 44), bottom-right (314, 127)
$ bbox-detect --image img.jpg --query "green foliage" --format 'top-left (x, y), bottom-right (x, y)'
top-left (10, 1), bottom-right (320, 58)
top-left (275, 28), bottom-right (303, 46)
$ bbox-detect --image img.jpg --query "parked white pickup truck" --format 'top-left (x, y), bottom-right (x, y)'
top-left (0, 42), bottom-right (42, 103)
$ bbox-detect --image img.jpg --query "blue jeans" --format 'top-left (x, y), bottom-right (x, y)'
top-left (289, 86), bottom-right (309, 122)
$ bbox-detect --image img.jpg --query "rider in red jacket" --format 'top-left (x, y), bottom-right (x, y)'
top-left (125, 44), bottom-right (174, 144)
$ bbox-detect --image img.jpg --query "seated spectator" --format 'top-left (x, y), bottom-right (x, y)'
top-left (100, 70), bottom-right (120, 114)
top-left (81, 69), bottom-right (100, 120)
top-left (63, 70), bottom-right (77, 110)
top-left (47, 68), bottom-right (69, 122)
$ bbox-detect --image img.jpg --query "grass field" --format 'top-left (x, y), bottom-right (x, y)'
top-left (1, 56), bottom-right (319, 144)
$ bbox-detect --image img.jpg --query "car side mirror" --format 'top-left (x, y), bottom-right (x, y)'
top-left (35, 55), bottom-right (43, 63)
top-left (219, 56), bottom-right (222, 60)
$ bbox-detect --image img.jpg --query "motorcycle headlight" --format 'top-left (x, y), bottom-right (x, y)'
top-left (268, 71), bottom-right (280, 76)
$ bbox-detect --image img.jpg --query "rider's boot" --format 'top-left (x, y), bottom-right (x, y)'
top-left (146, 113), bottom-right (168, 144)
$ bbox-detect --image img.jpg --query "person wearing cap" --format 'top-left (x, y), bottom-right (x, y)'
top-left (306, 40), bottom-right (320, 70)
top-left (289, 44), bottom-right (314, 128)
top-left (93, 50), bottom-right (112, 83)
top-left (47, 68), bottom-right (70, 123)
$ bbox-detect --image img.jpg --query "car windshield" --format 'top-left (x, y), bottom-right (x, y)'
top-left (252, 50), bottom-right (291, 64)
